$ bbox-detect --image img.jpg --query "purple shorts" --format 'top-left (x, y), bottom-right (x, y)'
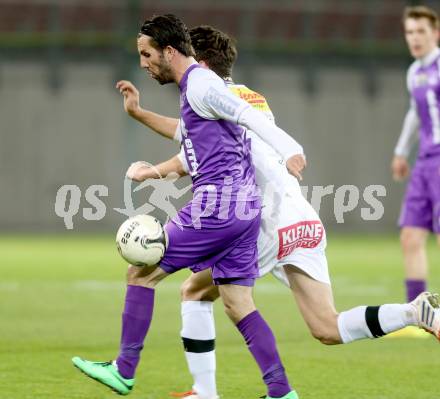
top-left (160, 198), bottom-right (261, 286)
top-left (399, 156), bottom-right (440, 234)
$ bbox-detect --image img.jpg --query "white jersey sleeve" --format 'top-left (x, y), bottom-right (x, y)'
top-left (394, 100), bottom-right (419, 157)
top-left (394, 62), bottom-right (420, 157)
top-left (237, 107), bottom-right (303, 158)
top-left (177, 146), bottom-right (190, 174)
top-left (186, 68), bottom-right (249, 121)
top-left (186, 68), bottom-right (304, 159)
top-left (173, 121), bottom-right (182, 142)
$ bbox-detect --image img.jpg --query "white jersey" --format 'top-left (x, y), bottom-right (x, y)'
top-left (229, 83), bottom-right (330, 286)
top-left (175, 81), bottom-right (330, 286)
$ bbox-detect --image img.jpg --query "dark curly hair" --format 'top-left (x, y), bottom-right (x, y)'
top-left (189, 25), bottom-right (237, 78)
top-left (139, 14), bottom-right (195, 57)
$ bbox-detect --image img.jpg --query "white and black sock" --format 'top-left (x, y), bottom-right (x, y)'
top-left (181, 301), bottom-right (217, 399)
top-left (337, 304), bottom-right (417, 343)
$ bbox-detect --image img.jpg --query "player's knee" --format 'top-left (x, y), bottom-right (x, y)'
top-left (222, 303), bottom-right (237, 321)
top-left (222, 300), bottom-right (255, 324)
top-left (223, 305), bottom-right (248, 324)
top-left (125, 264), bottom-right (162, 288)
top-left (400, 229), bottom-right (424, 252)
top-left (180, 278), bottom-right (202, 301)
top-left (126, 265), bottom-right (140, 284)
top-left (180, 278), bottom-right (219, 301)
top-left (308, 313), bottom-right (341, 345)
top-left (222, 300), bottom-right (239, 320)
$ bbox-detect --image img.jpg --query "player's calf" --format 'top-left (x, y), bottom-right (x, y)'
top-left (219, 284), bottom-right (293, 398)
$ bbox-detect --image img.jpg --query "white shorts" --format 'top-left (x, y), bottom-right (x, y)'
top-left (257, 188), bottom-right (330, 288)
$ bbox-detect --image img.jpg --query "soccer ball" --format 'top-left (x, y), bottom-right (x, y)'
top-left (116, 215), bottom-right (168, 266)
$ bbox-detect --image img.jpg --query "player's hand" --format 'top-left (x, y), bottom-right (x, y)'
top-left (391, 155), bottom-right (410, 181)
top-left (126, 161), bottom-right (151, 182)
top-left (116, 80), bottom-right (141, 117)
top-left (286, 154), bottom-right (306, 181)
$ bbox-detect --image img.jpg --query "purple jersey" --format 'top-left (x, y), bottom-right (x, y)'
top-left (159, 64), bottom-right (262, 284)
top-left (177, 64), bottom-right (259, 202)
top-left (160, 64), bottom-right (304, 282)
top-left (398, 49), bottom-right (440, 232)
top-left (408, 50), bottom-right (440, 159)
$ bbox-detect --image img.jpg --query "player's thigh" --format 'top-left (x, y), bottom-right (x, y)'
top-left (218, 284), bottom-right (255, 322)
top-left (399, 166), bottom-right (432, 232)
top-left (181, 268), bottom-right (220, 301)
top-left (400, 226), bottom-right (429, 250)
top-left (283, 264), bottom-right (337, 328)
top-left (437, 234), bottom-right (440, 247)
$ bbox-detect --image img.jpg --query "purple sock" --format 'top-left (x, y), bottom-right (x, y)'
top-left (406, 279), bottom-right (426, 302)
top-left (116, 285), bottom-right (155, 379)
top-left (236, 310), bottom-right (291, 398)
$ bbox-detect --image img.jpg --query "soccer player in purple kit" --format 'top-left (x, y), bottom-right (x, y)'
top-left (72, 14), bottom-right (305, 399)
top-left (391, 6), bottom-right (440, 337)
top-left (117, 25), bottom-right (440, 399)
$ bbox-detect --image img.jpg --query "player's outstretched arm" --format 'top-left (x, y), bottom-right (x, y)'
top-left (126, 154), bottom-right (187, 182)
top-left (392, 103), bottom-right (419, 181)
top-left (185, 69), bottom-right (306, 179)
top-left (116, 80), bottom-right (179, 140)
top-left (237, 107), bottom-right (306, 179)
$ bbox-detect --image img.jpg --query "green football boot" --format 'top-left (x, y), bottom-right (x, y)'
top-left (263, 391), bottom-right (299, 399)
top-left (72, 357), bottom-right (134, 395)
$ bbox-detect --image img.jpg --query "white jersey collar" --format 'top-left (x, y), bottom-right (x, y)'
top-left (419, 47), bottom-right (440, 67)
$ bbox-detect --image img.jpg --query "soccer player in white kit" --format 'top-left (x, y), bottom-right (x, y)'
top-left (118, 25), bottom-right (440, 399)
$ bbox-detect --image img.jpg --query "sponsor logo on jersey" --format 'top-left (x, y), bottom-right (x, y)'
top-left (184, 138), bottom-right (199, 176)
top-left (229, 86), bottom-right (273, 114)
top-left (277, 220), bottom-right (324, 259)
top-left (414, 72), bottom-right (429, 87)
top-left (204, 87), bottom-right (239, 117)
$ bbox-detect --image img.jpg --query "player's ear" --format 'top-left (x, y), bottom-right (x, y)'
top-left (164, 46), bottom-right (175, 62)
top-left (198, 60), bottom-right (209, 69)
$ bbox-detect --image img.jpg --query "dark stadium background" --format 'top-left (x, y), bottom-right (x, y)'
top-left (1, 0), bottom-right (435, 233)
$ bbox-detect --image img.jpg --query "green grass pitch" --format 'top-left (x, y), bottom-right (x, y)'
top-left (1, 234), bottom-right (439, 399)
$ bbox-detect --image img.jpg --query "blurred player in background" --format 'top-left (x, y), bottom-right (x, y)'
top-left (391, 6), bottom-right (440, 336)
top-left (119, 25), bottom-right (440, 399)
top-left (73, 14), bottom-right (304, 399)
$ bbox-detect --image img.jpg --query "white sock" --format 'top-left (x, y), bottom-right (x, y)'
top-left (378, 304), bottom-right (417, 333)
top-left (338, 306), bottom-right (372, 343)
top-left (181, 301), bottom-right (217, 399)
top-left (337, 304), bottom-right (418, 343)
